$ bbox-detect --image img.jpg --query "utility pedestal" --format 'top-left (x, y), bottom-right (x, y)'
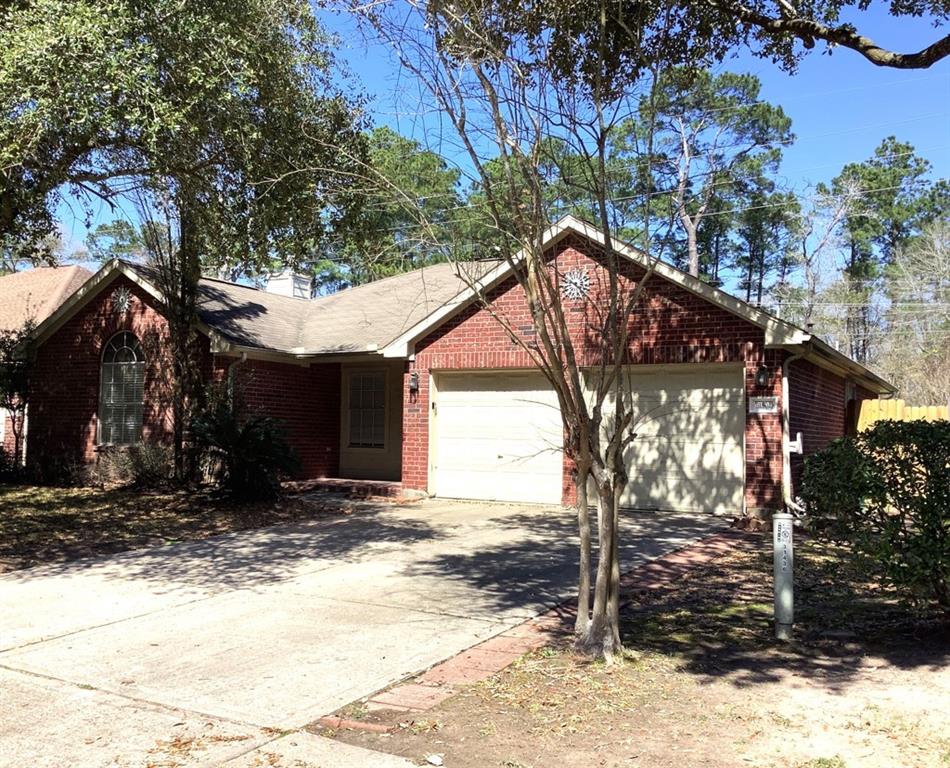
top-left (773, 512), bottom-right (794, 641)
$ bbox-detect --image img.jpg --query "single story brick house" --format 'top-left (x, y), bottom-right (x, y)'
top-left (24, 217), bottom-right (893, 515)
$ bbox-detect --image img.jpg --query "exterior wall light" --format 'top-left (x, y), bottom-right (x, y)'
top-left (755, 363), bottom-right (771, 389)
top-left (408, 371), bottom-right (420, 394)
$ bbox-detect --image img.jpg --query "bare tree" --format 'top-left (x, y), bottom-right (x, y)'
top-left (353, 0), bottom-right (680, 660)
top-left (772, 180), bottom-right (867, 329)
top-left (879, 221), bottom-right (950, 404)
top-left (123, 184), bottom-right (205, 483)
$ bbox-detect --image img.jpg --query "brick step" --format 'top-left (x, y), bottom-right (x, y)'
top-left (284, 477), bottom-right (404, 499)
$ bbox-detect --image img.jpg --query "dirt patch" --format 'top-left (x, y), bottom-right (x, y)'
top-left (318, 537), bottom-right (950, 768)
top-left (0, 484), bottom-right (353, 572)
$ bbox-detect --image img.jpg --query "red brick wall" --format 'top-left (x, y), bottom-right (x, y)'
top-left (27, 275), bottom-right (341, 480)
top-left (222, 358), bottom-right (341, 478)
top-left (27, 275), bottom-right (184, 471)
top-left (403, 238), bottom-right (786, 513)
top-left (787, 359), bottom-right (848, 496)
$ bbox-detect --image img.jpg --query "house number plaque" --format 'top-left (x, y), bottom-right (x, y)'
top-left (748, 396), bottom-right (778, 414)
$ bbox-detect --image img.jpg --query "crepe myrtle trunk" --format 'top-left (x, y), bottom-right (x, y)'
top-left (577, 458), bottom-right (627, 659)
top-left (574, 458), bottom-right (593, 635)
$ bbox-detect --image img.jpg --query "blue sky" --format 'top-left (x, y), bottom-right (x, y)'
top-left (60, 5), bottom-right (949, 257)
top-left (319, 4), bottom-right (949, 192)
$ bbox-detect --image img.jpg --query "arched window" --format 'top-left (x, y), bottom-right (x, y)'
top-left (98, 331), bottom-right (145, 445)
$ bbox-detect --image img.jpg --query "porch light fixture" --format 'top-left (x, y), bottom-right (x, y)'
top-left (755, 364), bottom-right (771, 389)
top-left (408, 371), bottom-right (420, 394)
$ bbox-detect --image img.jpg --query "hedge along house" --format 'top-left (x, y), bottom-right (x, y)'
top-left (25, 216), bottom-right (893, 516)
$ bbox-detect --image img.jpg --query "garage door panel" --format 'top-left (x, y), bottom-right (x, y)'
top-left (594, 367), bottom-right (745, 515)
top-left (433, 372), bottom-right (563, 504)
top-left (625, 466), bottom-right (743, 513)
top-left (628, 437), bottom-right (742, 470)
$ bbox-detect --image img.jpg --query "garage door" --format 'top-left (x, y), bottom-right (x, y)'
top-left (432, 372), bottom-right (563, 504)
top-left (599, 367), bottom-right (744, 515)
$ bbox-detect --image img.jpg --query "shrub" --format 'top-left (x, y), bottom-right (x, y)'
top-left (83, 443), bottom-right (174, 488)
top-left (124, 443), bottom-right (175, 488)
top-left (192, 394), bottom-right (299, 501)
top-left (801, 419), bottom-right (950, 613)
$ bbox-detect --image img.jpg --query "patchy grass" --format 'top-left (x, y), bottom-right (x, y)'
top-left (323, 536), bottom-right (949, 768)
top-left (0, 483), bottom-right (340, 572)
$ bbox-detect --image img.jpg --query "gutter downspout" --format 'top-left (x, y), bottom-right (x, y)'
top-left (782, 351), bottom-right (806, 515)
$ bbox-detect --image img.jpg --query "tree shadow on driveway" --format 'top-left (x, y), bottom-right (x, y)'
top-left (2, 500), bottom-right (445, 591)
top-left (402, 508), bottom-right (725, 618)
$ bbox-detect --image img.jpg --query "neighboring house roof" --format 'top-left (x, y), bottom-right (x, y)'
top-left (26, 216), bottom-right (894, 393)
top-left (0, 265), bottom-right (92, 332)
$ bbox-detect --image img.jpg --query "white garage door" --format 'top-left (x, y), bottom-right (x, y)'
top-left (600, 366), bottom-right (744, 515)
top-left (432, 372), bottom-right (563, 504)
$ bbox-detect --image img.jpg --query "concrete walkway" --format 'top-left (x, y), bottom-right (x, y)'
top-left (0, 497), bottom-right (726, 766)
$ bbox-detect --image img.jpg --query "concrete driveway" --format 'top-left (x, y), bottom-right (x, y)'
top-left (0, 497), bottom-right (725, 766)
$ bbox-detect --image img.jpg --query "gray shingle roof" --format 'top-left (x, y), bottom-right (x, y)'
top-left (126, 260), bottom-right (499, 355)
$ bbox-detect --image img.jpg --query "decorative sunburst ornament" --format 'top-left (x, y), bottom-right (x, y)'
top-left (112, 286), bottom-right (132, 315)
top-left (562, 268), bottom-right (590, 301)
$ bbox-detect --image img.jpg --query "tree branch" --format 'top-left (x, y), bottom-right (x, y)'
top-left (720, 0), bottom-right (950, 68)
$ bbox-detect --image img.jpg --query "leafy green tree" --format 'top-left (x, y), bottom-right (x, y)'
top-left (732, 175), bottom-right (799, 305)
top-left (320, 126), bottom-right (463, 291)
top-left (628, 69), bottom-right (793, 278)
top-left (85, 221), bottom-right (150, 263)
top-left (1, 0), bottom-right (364, 267)
top-left (1, 0), bottom-right (366, 480)
top-left (831, 138), bottom-right (946, 362)
top-left (439, 0), bottom-right (950, 97)
top-left (460, 137), bottom-right (612, 259)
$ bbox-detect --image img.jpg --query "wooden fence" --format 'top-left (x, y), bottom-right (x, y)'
top-left (857, 398), bottom-right (949, 432)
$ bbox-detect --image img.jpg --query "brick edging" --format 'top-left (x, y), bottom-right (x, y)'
top-left (358, 529), bottom-right (753, 714)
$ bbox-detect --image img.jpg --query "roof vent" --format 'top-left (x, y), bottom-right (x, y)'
top-left (265, 270), bottom-right (312, 299)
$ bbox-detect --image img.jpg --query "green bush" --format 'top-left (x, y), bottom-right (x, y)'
top-left (801, 419), bottom-right (950, 613)
top-left (192, 394), bottom-right (299, 501)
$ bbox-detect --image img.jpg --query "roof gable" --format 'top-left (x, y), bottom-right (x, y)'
top-left (379, 215), bottom-right (893, 394)
top-left (380, 215), bottom-right (811, 358)
top-left (28, 258), bottom-right (499, 358)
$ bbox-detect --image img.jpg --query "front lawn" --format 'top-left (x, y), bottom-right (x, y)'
top-left (322, 537), bottom-right (950, 768)
top-left (0, 484), bottom-right (333, 572)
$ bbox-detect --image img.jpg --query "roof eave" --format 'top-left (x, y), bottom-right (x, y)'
top-left (211, 335), bottom-right (386, 365)
top-left (799, 337), bottom-right (896, 395)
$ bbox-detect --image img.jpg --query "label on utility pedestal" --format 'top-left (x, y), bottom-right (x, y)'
top-left (773, 513), bottom-right (794, 640)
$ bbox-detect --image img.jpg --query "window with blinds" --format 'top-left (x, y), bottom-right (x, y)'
top-left (98, 331), bottom-right (145, 446)
top-left (348, 371), bottom-right (386, 449)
